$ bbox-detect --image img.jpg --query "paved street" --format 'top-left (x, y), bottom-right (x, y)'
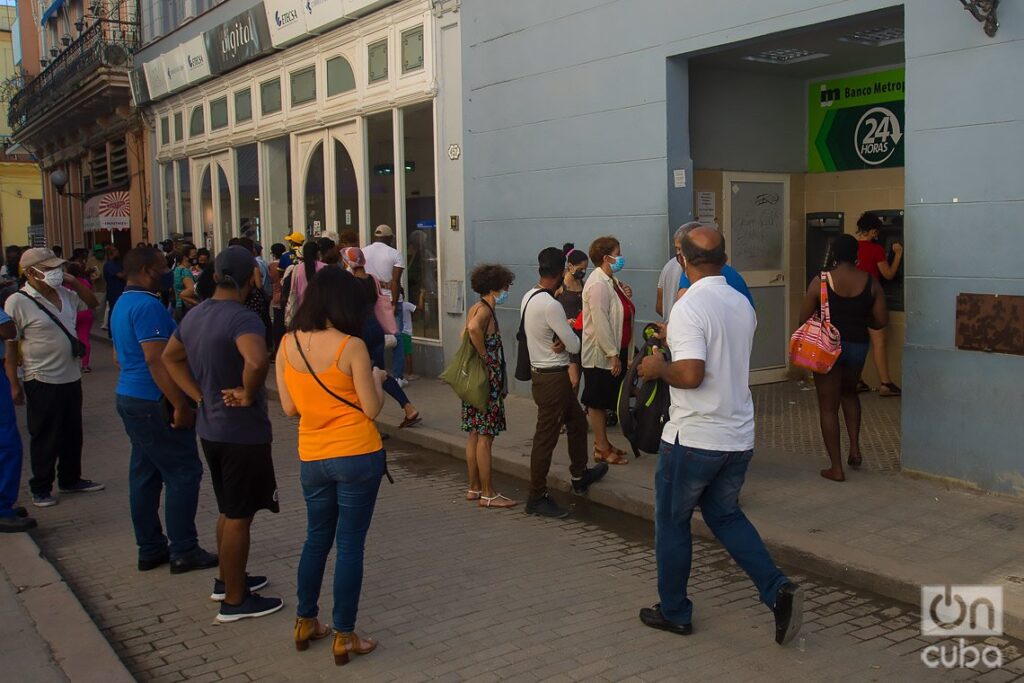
top-left (4, 351), bottom-right (1021, 682)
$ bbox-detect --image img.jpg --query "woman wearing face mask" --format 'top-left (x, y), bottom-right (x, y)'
top-left (581, 236), bottom-right (635, 465)
top-left (556, 244), bottom-right (588, 393)
top-left (172, 250), bottom-right (198, 321)
top-left (460, 264), bottom-right (516, 508)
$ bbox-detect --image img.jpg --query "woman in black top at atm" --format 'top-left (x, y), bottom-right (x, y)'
top-left (799, 234), bottom-right (888, 482)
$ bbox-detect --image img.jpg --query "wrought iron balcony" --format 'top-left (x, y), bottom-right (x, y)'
top-left (8, 18), bottom-right (139, 133)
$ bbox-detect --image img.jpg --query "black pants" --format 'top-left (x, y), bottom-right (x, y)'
top-left (24, 379), bottom-right (83, 496)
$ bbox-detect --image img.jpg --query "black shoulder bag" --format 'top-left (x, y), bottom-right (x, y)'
top-left (15, 291), bottom-right (86, 359)
top-left (478, 299), bottom-right (508, 397)
top-left (515, 289), bottom-right (550, 382)
top-left (291, 332), bottom-right (394, 483)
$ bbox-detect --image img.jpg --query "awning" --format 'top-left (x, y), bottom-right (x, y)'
top-left (83, 191), bottom-right (131, 232)
top-left (41, 0), bottom-right (66, 26)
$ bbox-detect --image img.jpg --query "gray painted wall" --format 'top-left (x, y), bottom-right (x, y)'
top-left (901, 0), bottom-right (1024, 495)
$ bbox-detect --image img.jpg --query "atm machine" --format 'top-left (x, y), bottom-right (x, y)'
top-left (805, 212), bottom-right (844, 285)
top-left (867, 209), bottom-right (905, 312)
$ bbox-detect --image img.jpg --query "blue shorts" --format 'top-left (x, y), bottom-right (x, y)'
top-left (836, 341), bottom-right (870, 369)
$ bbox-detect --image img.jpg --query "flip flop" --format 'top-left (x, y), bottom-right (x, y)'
top-left (466, 490), bottom-right (482, 501)
top-left (479, 493), bottom-right (517, 509)
top-left (399, 414), bottom-right (422, 428)
top-left (595, 446), bottom-right (629, 465)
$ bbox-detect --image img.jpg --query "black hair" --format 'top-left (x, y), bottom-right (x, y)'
top-left (470, 264), bottom-right (515, 295)
top-left (831, 234), bottom-right (859, 265)
top-left (175, 249), bottom-right (191, 265)
top-left (538, 247), bottom-right (565, 279)
top-left (563, 242), bottom-right (588, 266)
top-left (197, 248), bottom-right (210, 258)
top-left (680, 232), bottom-right (727, 268)
top-left (856, 212), bottom-right (882, 234)
top-left (71, 248), bottom-right (89, 262)
top-left (123, 246), bottom-right (164, 277)
top-left (290, 267), bottom-right (366, 336)
top-left (271, 243), bottom-right (286, 257)
top-left (302, 240), bottom-right (320, 284)
top-left (51, 246), bottom-right (63, 258)
top-left (5, 245), bottom-right (20, 255)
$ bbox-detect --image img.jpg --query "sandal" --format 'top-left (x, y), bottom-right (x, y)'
top-left (399, 413), bottom-right (422, 428)
top-left (847, 455), bottom-right (863, 469)
top-left (595, 446), bottom-right (629, 465)
top-left (879, 383), bottom-right (902, 397)
top-left (479, 493), bottom-right (517, 509)
top-left (856, 380), bottom-right (871, 393)
top-left (465, 489), bottom-right (482, 501)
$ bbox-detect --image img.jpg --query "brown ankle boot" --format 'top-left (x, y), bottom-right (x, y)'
top-left (294, 617), bottom-right (331, 651)
top-left (332, 631), bottom-right (377, 665)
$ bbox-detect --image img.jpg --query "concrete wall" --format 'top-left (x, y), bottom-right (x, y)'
top-left (901, 1), bottom-right (1024, 495)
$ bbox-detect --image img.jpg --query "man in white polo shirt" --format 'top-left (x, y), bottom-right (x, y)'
top-left (4, 248), bottom-right (104, 508)
top-left (636, 228), bottom-right (802, 645)
top-left (362, 224), bottom-right (404, 306)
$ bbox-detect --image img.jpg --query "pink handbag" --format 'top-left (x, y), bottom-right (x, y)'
top-left (789, 272), bottom-right (842, 374)
top-left (373, 276), bottom-right (399, 335)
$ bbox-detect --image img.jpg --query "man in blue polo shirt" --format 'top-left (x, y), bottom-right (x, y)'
top-left (676, 223), bottom-right (755, 309)
top-left (112, 247), bottom-right (217, 574)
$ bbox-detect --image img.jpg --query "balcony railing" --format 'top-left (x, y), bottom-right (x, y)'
top-left (9, 18), bottom-right (139, 133)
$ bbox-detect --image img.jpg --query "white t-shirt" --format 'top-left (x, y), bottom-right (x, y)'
top-left (658, 257), bottom-right (684, 320)
top-left (661, 275), bottom-right (756, 452)
top-left (362, 242), bottom-right (404, 296)
top-left (520, 287), bottom-right (580, 369)
top-left (397, 301), bottom-right (416, 335)
top-left (5, 284), bottom-right (87, 384)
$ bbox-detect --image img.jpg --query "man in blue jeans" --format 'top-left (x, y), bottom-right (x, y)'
top-left (112, 247), bottom-right (218, 573)
top-left (638, 227), bottom-right (802, 645)
top-left (0, 307), bottom-right (35, 532)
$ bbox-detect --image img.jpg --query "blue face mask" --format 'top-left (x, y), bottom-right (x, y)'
top-left (495, 290), bottom-right (509, 305)
top-left (609, 255), bottom-right (626, 273)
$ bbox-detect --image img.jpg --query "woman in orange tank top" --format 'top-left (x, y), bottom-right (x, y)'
top-left (275, 267), bottom-right (386, 665)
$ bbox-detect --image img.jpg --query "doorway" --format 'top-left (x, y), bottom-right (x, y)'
top-left (191, 153), bottom-right (235, 252)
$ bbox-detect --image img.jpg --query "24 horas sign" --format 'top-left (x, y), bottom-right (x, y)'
top-left (808, 68), bottom-right (905, 172)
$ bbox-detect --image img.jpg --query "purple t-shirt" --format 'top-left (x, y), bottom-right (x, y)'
top-left (174, 298), bottom-right (272, 445)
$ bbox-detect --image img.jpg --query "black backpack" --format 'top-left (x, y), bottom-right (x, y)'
top-left (617, 324), bottom-right (671, 458)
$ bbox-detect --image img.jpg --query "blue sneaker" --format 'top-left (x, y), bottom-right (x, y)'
top-left (31, 494), bottom-right (58, 508)
top-left (210, 575), bottom-right (269, 601)
top-left (216, 592), bottom-right (283, 623)
top-left (59, 479), bottom-right (105, 493)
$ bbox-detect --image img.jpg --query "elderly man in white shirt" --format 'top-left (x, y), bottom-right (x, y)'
top-left (362, 225), bottom-right (404, 306)
top-left (636, 228), bottom-right (802, 646)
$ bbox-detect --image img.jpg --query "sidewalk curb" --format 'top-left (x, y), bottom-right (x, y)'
top-left (0, 534), bottom-right (136, 683)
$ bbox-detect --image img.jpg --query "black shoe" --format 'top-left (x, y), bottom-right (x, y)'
top-left (13, 506), bottom-right (27, 518)
top-left (138, 552), bottom-right (170, 572)
top-left (0, 515), bottom-right (37, 533)
top-left (210, 575), bottom-right (269, 602)
top-left (169, 547), bottom-right (219, 574)
top-left (773, 582), bottom-right (803, 646)
top-left (605, 412), bottom-right (618, 427)
top-left (524, 495), bottom-right (569, 519)
top-left (59, 479), bottom-right (105, 493)
top-left (216, 592), bottom-right (284, 623)
top-left (572, 462), bottom-right (609, 495)
top-left (639, 604), bottom-right (693, 636)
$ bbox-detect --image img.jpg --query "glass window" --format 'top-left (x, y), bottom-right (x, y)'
top-left (235, 88), bottom-right (252, 123)
top-left (236, 144), bottom-right (260, 243)
top-left (402, 103), bottom-right (439, 339)
top-left (290, 67), bottom-right (317, 106)
top-left (162, 163), bottom-right (175, 238)
top-left (160, 116), bottom-right (170, 146)
top-left (189, 106), bottom-right (205, 137)
top-left (260, 78), bottom-right (282, 115)
top-left (174, 112), bottom-right (183, 141)
top-left (217, 164), bottom-right (232, 250)
top-left (367, 39), bottom-right (388, 84)
top-left (335, 140), bottom-right (359, 233)
top-left (327, 57), bottom-right (356, 96)
top-left (367, 111), bottom-right (396, 235)
top-left (262, 137), bottom-right (293, 245)
top-left (401, 26), bottom-right (424, 73)
top-left (304, 143), bottom-right (325, 234)
top-left (199, 165), bottom-right (213, 249)
top-left (210, 97), bottom-right (228, 130)
top-left (177, 160), bottom-right (192, 241)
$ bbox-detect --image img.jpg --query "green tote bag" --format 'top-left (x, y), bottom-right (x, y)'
top-left (440, 331), bottom-right (490, 411)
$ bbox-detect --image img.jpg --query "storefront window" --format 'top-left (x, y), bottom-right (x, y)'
top-left (367, 111), bottom-right (395, 236)
top-left (160, 117), bottom-right (170, 146)
top-left (335, 140), bottom-right (359, 232)
top-left (304, 143), bottom-right (326, 234)
top-left (189, 106), bottom-right (205, 137)
top-left (402, 102), bottom-right (439, 339)
top-left (327, 57), bottom-right (356, 96)
top-left (178, 160), bottom-right (192, 241)
top-left (200, 166), bottom-right (213, 249)
top-left (174, 112), bottom-right (183, 141)
top-left (291, 67), bottom-right (317, 106)
top-left (162, 163), bottom-right (175, 239)
top-left (262, 136), bottom-right (292, 245)
top-left (235, 88), bottom-right (252, 123)
top-left (236, 144), bottom-right (260, 242)
top-left (210, 97), bottom-right (229, 130)
top-left (218, 165), bottom-right (233, 249)
top-left (261, 78), bottom-right (282, 115)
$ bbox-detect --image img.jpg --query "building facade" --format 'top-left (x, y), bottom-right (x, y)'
top-left (135, 0), bottom-right (466, 373)
top-left (459, 1), bottom-right (1023, 496)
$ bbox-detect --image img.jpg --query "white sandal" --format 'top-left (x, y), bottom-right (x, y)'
top-left (478, 493), bottom-right (517, 509)
top-left (465, 489), bottom-right (482, 501)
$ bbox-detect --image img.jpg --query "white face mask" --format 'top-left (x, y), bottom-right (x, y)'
top-left (35, 268), bottom-right (65, 289)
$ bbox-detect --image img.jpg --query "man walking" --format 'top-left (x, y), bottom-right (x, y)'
top-left (4, 248), bottom-right (103, 507)
top-left (638, 228), bottom-right (801, 644)
top-left (362, 224), bottom-right (404, 305)
top-left (112, 247), bottom-right (218, 573)
top-left (0, 307), bottom-right (34, 531)
top-left (522, 247), bottom-right (608, 518)
top-left (163, 245), bottom-right (282, 622)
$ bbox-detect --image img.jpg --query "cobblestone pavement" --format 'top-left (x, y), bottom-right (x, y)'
top-left (13, 355), bottom-right (1021, 682)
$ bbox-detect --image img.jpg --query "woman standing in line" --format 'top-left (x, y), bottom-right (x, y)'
top-left (283, 241), bottom-right (324, 327)
top-left (581, 236), bottom-right (634, 465)
top-left (277, 267), bottom-right (386, 665)
top-left (461, 264), bottom-right (516, 508)
top-left (854, 212), bottom-right (903, 396)
top-left (66, 257), bottom-right (95, 373)
top-left (556, 244), bottom-right (588, 393)
top-left (172, 250), bottom-right (197, 322)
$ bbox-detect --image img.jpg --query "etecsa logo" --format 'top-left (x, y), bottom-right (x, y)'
top-left (920, 585), bottom-right (1004, 670)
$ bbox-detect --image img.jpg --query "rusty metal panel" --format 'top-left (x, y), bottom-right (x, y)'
top-left (955, 293), bottom-right (1024, 355)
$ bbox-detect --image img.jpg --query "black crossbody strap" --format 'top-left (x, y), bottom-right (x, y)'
top-left (15, 291), bottom-right (79, 350)
top-left (517, 289), bottom-right (549, 337)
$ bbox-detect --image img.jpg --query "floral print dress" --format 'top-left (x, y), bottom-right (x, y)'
top-left (461, 332), bottom-right (507, 437)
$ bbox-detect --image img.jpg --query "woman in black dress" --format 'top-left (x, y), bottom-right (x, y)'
top-left (555, 243), bottom-right (588, 391)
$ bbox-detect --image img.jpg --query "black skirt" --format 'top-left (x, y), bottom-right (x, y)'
top-left (581, 348), bottom-right (628, 411)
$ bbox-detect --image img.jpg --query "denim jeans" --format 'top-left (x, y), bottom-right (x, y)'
top-left (116, 394), bottom-right (203, 559)
top-left (296, 450), bottom-right (385, 632)
top-left (0, 372), bottom-right (23, 518)
top-left (655, 440), bottom-right (788, 625)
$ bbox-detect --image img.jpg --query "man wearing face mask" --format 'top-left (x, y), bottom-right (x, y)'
top-left (4, 248), bottom-right (103, 508)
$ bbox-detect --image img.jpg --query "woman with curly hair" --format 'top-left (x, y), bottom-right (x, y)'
top-left (462, 264), bottom-right (516, 509)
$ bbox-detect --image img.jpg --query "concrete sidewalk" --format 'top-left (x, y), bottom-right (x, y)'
top-left (322, 375), bottom-right (1024, 638)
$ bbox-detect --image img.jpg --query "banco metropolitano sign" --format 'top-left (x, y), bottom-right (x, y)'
top-left (808, 68), bottom-right (905, 173)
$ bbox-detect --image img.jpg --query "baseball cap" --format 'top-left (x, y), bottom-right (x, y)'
top-left (20, 248), bottom-right (66, 272)
top-left (214, 245), bottom-right (256, 288)
top-left (340, 247), bottom-right (365, 269)
top-left (92, 244), bottom-right (104, 252)
top-left (374, 224), bottom-right (394, 238)
top-left (285, 232), bottom-right (306, 244)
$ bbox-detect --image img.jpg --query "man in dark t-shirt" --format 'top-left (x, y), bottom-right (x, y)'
top-left (163, 246), bottom-right (282, 623)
